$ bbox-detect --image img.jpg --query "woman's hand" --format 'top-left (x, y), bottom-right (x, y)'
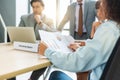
top-left (68, 41), bottom-right (85, 51)
top-left (68, 43), bottom-right (80, 51)
top-left (38, 41), bottom-right (48, 55)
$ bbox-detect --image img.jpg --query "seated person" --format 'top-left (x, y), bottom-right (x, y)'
top-left (19, 0), bottom-right (55, 40)
top-left (38, 0), bottom-right (120, 80)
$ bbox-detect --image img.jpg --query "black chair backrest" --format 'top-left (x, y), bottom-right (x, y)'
top-left (100, 37), bottom-right (120, 80)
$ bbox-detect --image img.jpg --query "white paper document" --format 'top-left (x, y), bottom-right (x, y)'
top-left (39, 30), bottom-right (74, 53)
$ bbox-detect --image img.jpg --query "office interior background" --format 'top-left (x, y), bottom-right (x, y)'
top-left (0, 0), bottom-right (97, 43)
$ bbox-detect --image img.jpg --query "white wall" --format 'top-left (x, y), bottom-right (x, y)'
top-left (16, 0), bottom-right (28, 26)
top-left (0, 0), bottom-right (16, 42)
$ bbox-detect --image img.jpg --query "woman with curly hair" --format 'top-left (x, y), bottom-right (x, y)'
top-left (38, 0), bottom-right (120, 80)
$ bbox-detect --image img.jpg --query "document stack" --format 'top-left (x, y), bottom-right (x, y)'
top-left (39, 30), bottom-right (75, 53)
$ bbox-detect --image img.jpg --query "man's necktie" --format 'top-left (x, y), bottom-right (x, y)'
top-left (78, 4), bottom-right (83, 36)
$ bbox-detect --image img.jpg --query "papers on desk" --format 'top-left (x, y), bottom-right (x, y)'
top-left (39, 30), bottom-right (74, 53)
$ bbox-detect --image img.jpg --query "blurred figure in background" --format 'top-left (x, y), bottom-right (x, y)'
top-left (19, 0), bottom-right (55, 40)
top-left (57, 0), bottom-right (96, 40)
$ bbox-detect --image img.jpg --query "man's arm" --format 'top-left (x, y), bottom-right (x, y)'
top-left (57, 5), bottom-right (71, 31)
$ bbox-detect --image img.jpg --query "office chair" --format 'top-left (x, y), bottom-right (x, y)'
top-left (77, 37), bottom-right (120, 80)
top-left (100, 37), bottom-right (120, 80)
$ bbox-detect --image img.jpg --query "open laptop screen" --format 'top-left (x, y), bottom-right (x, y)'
top-left (7, 27), bottom-right (36, 43)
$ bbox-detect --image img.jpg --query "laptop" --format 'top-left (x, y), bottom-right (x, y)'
top-left (7, 27), bottom-right (36, 43)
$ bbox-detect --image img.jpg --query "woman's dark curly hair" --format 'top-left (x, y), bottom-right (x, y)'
top-left (95, 0), bottom-right (101, 9)
top-left (102, 0), bottom-right (120, 24)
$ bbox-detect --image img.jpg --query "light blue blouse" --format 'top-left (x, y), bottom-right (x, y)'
top-left (45, 20), bottom-right (120, 80)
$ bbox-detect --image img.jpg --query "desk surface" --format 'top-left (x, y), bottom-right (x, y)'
top-left (0, 43), bottom-right (51, 79)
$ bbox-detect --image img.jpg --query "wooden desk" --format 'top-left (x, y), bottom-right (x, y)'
top-left (0, 43), bottom-right (51, 80)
